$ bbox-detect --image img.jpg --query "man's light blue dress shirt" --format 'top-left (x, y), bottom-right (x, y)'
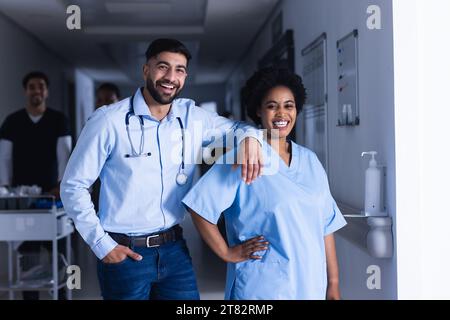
top-left (61, 88), bottom-right (260, 259)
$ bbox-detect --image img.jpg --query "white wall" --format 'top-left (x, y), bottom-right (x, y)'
top-left (393, 0), bottom-right (450, 299)
top-left (0, 13), bottom-right (71, 125)
top-left (74, 70), bottom-right (94, 137)
top-left (226, 0), bottom-right (397, 299)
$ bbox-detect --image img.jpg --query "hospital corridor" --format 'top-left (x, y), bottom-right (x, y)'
top-left (0, 0), bottom-right (449, 302)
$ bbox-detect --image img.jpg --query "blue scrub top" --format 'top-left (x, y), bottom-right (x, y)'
top-left (182, 140), bottom-right (347, 300)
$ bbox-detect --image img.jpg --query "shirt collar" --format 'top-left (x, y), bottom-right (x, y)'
top-left (132, 87), bottom-right (182, 121)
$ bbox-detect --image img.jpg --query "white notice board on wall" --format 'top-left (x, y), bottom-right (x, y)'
top-left (299, 33), bottom-right (328, 172)
top-left (337, 29), bottom-right (360, 126)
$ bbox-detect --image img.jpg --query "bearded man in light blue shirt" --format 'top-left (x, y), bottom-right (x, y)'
top-left (61, 39), bottom-right (262, 300)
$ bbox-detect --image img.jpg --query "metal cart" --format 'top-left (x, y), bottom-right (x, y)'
top-left (0, 196), bottom-right (74, 300)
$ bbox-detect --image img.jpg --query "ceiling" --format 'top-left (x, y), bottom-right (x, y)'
top-left (0, 0), bottom-right (279, 85)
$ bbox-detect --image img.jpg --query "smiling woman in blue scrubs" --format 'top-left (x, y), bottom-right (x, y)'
top-left (182, 67), bottom-right (347, 300)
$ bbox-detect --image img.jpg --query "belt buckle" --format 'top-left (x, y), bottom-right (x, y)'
top-left (146, 234), bottom-right (160, 248)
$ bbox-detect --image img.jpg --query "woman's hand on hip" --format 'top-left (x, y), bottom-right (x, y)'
top-left (224, 236), bottom-right (269, 263)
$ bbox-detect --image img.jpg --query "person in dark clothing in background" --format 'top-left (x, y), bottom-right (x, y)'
top-left (95, 82), bottom-right (121, 109)
top-left (0, 71), bottom-right (72, 300)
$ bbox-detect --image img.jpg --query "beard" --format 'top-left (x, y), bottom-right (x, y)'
top-left (29, 95), bottom-right (44, 107)
top-left (146, 78), bottom-right (181, 105)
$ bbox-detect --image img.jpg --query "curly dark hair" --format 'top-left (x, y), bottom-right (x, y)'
top-left (242, 67), bottom-right (307, 125)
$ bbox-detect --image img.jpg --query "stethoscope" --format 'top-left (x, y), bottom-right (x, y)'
top-left (125, 93), bottom-right (188, 186)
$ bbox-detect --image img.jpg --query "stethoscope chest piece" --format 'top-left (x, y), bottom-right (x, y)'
top-left (176, 172), bottom-right (188, 186)
top-left (126, 92), bottom-right (188, 186)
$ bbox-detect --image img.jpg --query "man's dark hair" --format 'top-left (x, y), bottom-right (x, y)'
top-left (145, 38), bottom-right (192, 63)
top-left (96, 82), bottom-right (121, 98)
top-left (242, 67), bottom-right (307, 125)
top-left (22, 71), bottom-right (50, 89)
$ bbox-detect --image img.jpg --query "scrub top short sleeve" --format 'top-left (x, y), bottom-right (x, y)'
top-left (323, 193), bottom-right (347, 236)
top-left (310, 153), bottom-right (347, 236)
top-left (182, 160), bottom-right (241, 225)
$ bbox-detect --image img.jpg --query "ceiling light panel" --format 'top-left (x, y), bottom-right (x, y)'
top-left (104, 2), bottom-right (172, 14)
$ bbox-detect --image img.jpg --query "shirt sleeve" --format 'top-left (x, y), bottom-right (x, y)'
top-left (57, 136), bottom-right (72, 181)
top-left (202, 111), bottom-right (263, 148)
top-left (323, 192), bottom-right (347, 236)
top-left (313, 154), bottom-right (347, 236)
top-left (182, 157), bottom-right (242, 225)
top-left (0, 115), bottom-right (14, 142)
top-left (56, 113), bottom-right (71, 137)
top-left (0, 116), bottom-right (14, 186)
top-left (60, 108), bottom-right (118, 259)
top-left (0, 139), bottom-right (12, 186)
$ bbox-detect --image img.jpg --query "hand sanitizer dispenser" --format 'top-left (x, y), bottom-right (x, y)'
top-left (361, 151), bottom-right (382, 216)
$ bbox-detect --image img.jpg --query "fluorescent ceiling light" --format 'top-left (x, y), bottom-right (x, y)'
top-left (105, 2), bottom-right (172, 14)
top-left (84, 26), bottom-right (204, 35)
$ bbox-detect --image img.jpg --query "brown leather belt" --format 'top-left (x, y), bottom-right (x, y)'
top-left (108, 224), bottom-right (183, 248)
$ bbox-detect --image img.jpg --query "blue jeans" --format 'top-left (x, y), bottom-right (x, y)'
top-left (97, 239), bottom-right (199, 300)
